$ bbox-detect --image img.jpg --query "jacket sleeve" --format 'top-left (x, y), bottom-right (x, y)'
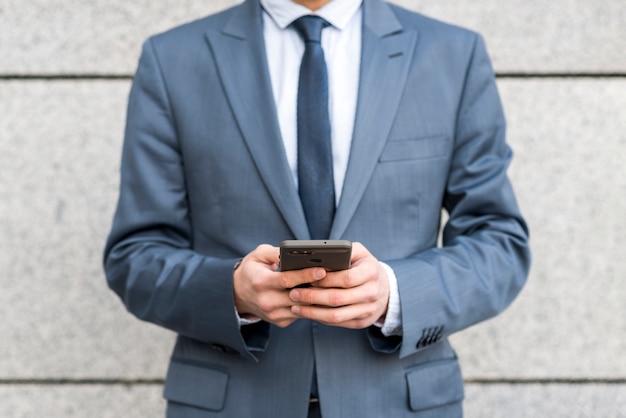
top-left (380, 34), bottom-right (531, 359)
top-left (103, 39), bottom-right (268, 361)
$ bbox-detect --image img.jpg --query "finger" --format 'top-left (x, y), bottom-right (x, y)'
top-left (263, 307), bottom-right (299, 328)
top-left (315, 268), bottom-right (362, 289)
top-left (249, 244), bottom-right (280, 267)
top-left (278, 267), bottom-right (327, 289)
top-left (289, 283), bottom-right (378, 308)
top-left (349, 241), bottom-right (370, 260)
top-left (250, 290), bottom-right (301, 324)
top-left (235, 266), bottom-right (301, 319)
top-left (291, 303), bottom-right (377, 329)
top-left (313, 257), bottom-right (381, 289)
top-left (253, 289), bottom-right (295, 312)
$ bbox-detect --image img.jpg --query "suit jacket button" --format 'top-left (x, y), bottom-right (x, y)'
top-left (416, 325), bottom-right (445, 349)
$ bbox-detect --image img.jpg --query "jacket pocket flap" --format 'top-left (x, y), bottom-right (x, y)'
top-left (406, 359), bottom-right (464, 412)
top-left (163, 361), bottom-right (229, 411)
top-left (380, 135), bottom-right (449, 162)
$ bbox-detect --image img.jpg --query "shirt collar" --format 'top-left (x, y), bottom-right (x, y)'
top-left (260, 0), bottom-right (362, 30)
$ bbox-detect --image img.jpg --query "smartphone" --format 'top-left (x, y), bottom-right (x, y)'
top-left (279, 240), bottom-right (352, 271)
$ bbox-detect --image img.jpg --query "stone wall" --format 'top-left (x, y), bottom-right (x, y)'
top-left (1, 1), bottom-right (624, 416)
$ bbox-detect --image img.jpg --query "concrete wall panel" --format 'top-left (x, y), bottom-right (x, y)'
top-left (464, 383), bottom-right (626, 418)
top-left (452, 78), bottom-right (626, 378)
top-left (1, 0), bottom-right (624, 75)
top-left (0, 80), bottom-right (173, 379)
top-left (0, 385), bottom-right (165, 417)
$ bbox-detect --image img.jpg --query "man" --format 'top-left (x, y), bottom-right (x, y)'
top-left (104, 0), bottom-right (531, 416)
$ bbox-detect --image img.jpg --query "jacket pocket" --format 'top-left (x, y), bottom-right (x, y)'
top-left (405, 358), bottom-right (464, 412)
top-left (379, 135), bottom-right (449, 162)
top-left (163, 360), bottom-right (229, 411)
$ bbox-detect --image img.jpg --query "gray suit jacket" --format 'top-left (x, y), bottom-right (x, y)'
top-left (104, 0), bottom-right (531, 416)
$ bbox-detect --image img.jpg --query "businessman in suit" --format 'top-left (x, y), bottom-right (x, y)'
top-left (104, 0), bottom-right (531, 416)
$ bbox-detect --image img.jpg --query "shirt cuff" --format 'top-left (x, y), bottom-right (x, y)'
top-left (376, 261), bottom-right (403, 336)
top-left (238, 314), bottom-right (262, 327)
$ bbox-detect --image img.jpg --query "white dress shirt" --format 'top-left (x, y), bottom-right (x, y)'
top-left (260, 0), bottom-right (361, 202)
top-left (252, 0), bottom-right (401, 336)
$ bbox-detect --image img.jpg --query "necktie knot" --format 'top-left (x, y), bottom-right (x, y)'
top-left (292, 15), bottom-right (329, 44)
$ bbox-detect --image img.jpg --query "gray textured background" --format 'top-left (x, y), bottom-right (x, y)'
top-left (1, 1), bottom-right (625, 417)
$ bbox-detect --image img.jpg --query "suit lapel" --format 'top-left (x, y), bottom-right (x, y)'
top-left (205, 0), bottom-right (310, 239)
top-left (205, 0), bottom-right (418, 241)
top-left (331, 0), bottom-right (418, 239)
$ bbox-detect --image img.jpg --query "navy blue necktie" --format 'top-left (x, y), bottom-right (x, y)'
top-left (293, 16), bottom-right (335, 240)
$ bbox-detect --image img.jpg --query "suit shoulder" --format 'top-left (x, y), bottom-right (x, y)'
top-left (386, 2), bottom-right (480, 45)
top-left (145, 4), bottom-right (238, 50)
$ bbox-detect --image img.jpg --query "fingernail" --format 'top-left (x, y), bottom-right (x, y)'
top-left (290, 289), bottom-right (300, 301)
top-left (292, 306), bottom-right (301, 315)
top-left (314, 269), bottom-right (325, 280)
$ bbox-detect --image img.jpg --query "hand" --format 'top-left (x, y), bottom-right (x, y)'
top-left (233, 244), bottom-right (328, 328)
top-left (288, 242), bottom-right (390, 329)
